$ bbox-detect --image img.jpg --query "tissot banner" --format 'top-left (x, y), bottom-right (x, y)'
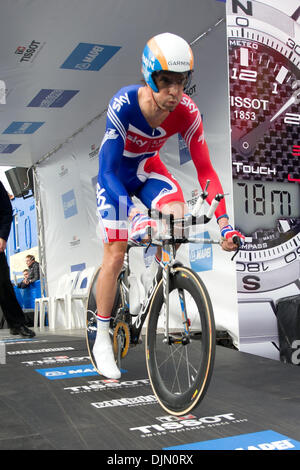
top-left (226, 0), bottom-right (300, 359)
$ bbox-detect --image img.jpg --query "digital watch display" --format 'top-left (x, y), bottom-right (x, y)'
top-left (233, 180), bottom-right (299, 234)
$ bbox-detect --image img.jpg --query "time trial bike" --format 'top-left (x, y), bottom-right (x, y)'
top-left (86, 182), bottom-right (238, 416)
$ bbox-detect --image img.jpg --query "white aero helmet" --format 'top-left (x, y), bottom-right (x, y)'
top-left (142, 32), bottom-right (194, 92)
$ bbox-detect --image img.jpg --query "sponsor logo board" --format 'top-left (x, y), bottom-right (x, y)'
top-left (129, 412), bottom-right (248, 438)
top-left (35, 365), bottom-right (99, 380)
top-left (60, 43), bottom-right (121, 71)
top-left (64, 378), bottom-right (150, 394)
top-left (3, 121), bottom-right (45, 134)
top-left (62, 189), bottom-right (78, 219)
top-left (0, 143), bottom-right (21, 153)
top-left (7, 346), bottom-right (74, 356)
top-left (27, 89), bottom-right (79, 108)
top-left (164, 430), bottom-right (300, 450)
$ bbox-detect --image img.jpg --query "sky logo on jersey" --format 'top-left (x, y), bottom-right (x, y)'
top-left (60, 43), bottom-right (121, 71)
top-left (164, 430), bottom-right (300, 450)
top-left (35, 365), bottom-right (99, 380)
top-left (189, 231), bottom-right (213, 272)
top-left (0, 143), bottom-right (21, 153)
top-left (62, 189), bottom-right (78, 219)
top-left (3, 121), bottom-right (45, 134)
top-left (27, 89), bottom-right (79, 108)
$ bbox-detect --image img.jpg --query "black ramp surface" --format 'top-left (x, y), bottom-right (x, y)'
top-left (0, 333), bottom-right (299, 450)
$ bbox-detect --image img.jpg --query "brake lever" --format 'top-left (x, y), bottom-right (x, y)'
top-left (191, 180), bottom-right (210, 217)
top-left (231, 235), bottom-right (242, 261)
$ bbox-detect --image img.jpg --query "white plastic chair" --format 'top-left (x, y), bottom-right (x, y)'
top-left (70, 267), bottom-right (96, 329)
top-left (34, 296), bottom-right (55, 330)
top-left (34, 272), bottom-right (79, 330)
top-left (54, 271), bottom-right (79, 329)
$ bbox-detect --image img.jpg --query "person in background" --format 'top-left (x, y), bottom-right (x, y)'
top-left (17, 269), bottom-right (30, 289)
top-left (0, 181), bottom-right (35, 337)
top-left (25, 254), bottom-right (40, 284)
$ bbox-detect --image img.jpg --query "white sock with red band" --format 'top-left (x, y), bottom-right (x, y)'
top-left (96, 314), bottom-right (111, 328)
top-left (93, 314), bottom-right (121, 380)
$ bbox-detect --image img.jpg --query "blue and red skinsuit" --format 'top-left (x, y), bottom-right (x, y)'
top-left (97, 84), bottom-right (227, 242)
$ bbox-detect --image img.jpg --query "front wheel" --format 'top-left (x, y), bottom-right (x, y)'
top-left (145, 266), bottom-right (216, 416)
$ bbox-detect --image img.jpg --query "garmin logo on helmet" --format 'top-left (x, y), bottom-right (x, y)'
top-left (168, 60), bottom-right (190, 67)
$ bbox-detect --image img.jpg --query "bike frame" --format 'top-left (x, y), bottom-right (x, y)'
top-left (119, 242), bottom-right (167, 345)
top-left (115, 184), bottom-right (226, 345)
top-left (118, 230), bottom-right (220, 346)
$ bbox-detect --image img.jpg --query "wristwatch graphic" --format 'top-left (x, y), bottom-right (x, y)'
top-left (226, 0), bottom-right (300, 354)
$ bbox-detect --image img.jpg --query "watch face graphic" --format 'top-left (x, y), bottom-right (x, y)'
top-left (227, 0), bottom-right (300, 294)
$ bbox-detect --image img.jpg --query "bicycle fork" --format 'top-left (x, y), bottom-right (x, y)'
top-left (161, 243), bottom-right (190, 346)
top-left (161, 244), bottom-right (170, 343)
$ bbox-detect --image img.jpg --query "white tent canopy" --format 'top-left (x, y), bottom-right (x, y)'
top-left (0, 0), bottom-right (226, 168)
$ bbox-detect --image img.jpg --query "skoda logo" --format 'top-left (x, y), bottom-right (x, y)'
top-left (45, 371), bottom-right (66, 377)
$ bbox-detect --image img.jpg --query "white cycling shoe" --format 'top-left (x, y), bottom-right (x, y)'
top-left (93, 331), bottom-right (121, 380)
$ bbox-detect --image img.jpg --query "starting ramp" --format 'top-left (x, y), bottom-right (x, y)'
top-left (0, 330), bottom-right (299, 453)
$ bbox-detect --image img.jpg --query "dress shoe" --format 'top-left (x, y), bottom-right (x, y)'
top-left (10, 325), bottom-right (36, 338)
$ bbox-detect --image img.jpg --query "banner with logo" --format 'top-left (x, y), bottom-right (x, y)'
top-left (226, 0), bottom-right (300, 359)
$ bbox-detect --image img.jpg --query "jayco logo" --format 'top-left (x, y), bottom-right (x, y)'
top-left (112, 92), bottom-right (130, 112)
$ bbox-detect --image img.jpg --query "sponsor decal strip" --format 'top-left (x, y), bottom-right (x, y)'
top-left (7, 346), bottom-right (74, 356)
top-left (107, 106), bottom-right (126, 142)
top-left (164, 430), bottom-right (300, 450)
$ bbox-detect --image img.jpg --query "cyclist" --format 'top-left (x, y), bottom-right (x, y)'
top-left (94, 32), bottom-right (244, 379)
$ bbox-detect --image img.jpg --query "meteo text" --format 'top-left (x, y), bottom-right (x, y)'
top-left (229, 40), bottom-right (258, 49)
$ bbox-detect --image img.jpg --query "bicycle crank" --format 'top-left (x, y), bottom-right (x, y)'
top-left (113, 321), bottom-right (130, 361)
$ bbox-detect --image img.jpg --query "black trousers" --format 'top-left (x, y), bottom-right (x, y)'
top-left (0, 252), bottom-right (25, 328)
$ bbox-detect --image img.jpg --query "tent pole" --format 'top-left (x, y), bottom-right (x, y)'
top-left (33, 167), bottom-right (48, 298)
